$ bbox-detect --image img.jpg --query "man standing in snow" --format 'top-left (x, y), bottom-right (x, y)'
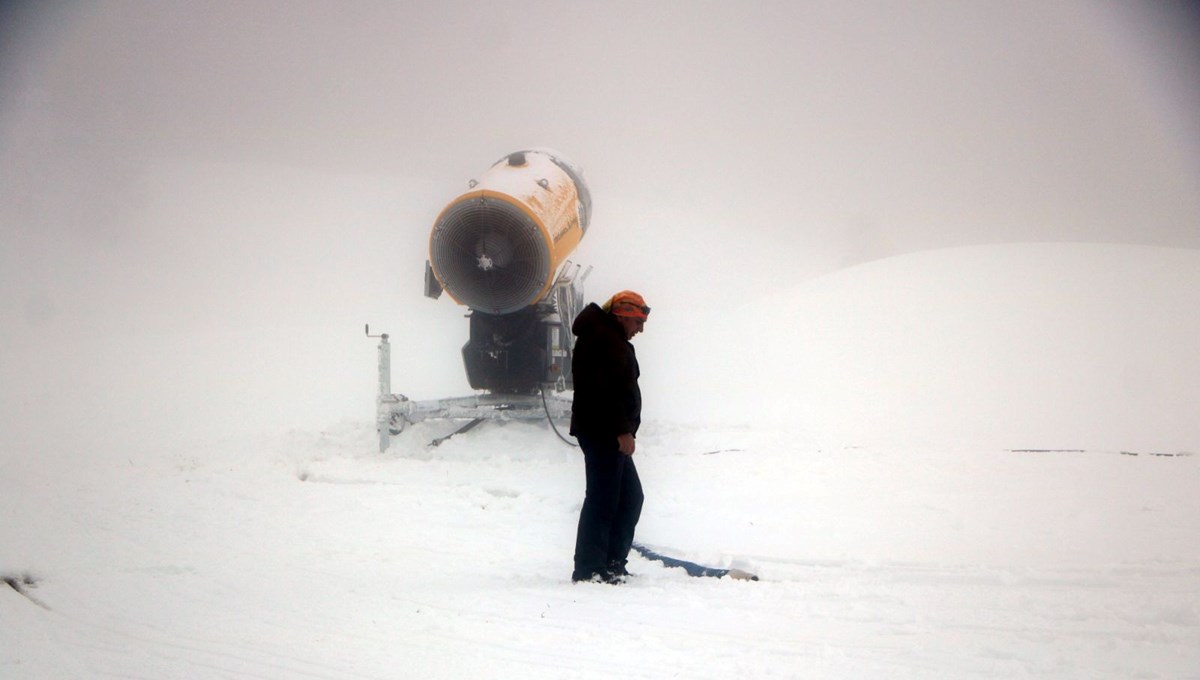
top-left (570, 290), bottom-right (649, 584)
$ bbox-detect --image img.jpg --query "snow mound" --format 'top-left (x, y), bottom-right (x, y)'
top-left (658, 243), bottom-right (1200, 451)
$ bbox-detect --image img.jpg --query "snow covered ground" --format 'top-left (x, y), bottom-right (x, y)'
top-left (3, 244), bottom-right (1199, 678)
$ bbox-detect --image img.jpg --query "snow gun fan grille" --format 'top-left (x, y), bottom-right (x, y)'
top-left (430, 197), bottom-right (551, 315)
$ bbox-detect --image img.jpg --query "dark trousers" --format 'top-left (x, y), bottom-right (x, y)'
top-left (572, 434), bottom-right (644, 579)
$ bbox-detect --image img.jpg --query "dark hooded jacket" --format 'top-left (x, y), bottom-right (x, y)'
top-left (569, 303), bottom-right (641, 438)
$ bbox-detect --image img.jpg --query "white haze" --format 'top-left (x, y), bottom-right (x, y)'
top-left (2, 1), bottom-right (1199, 449)
top-left (2, 3), bottom-right (1200, 676)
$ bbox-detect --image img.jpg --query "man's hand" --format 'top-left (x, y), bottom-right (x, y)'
top-left (617, 433), bottom-right (636, 456)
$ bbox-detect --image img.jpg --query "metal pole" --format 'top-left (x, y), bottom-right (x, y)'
top-left (378, 333), bottom-right (391, 452)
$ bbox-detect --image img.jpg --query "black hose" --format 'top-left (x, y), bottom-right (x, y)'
top-left (540, 386), bottom-right (578, 448)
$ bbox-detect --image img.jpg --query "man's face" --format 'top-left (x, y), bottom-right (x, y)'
top-left (617, 315), bottom-right (645, 340)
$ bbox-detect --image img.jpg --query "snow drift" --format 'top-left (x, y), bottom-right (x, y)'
top-left (2, 243), bottom-right (1198, 679)
top-left (654, 243), bottom-right (1200, 452)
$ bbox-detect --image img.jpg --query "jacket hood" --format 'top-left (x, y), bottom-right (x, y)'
top-left (572, 302), bottom-right (619, 338)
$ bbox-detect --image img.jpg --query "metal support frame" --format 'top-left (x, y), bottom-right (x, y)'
top-left (367, 262), bottom-right (587, 452)
top-left (374, 383), bottom-right (573, 453)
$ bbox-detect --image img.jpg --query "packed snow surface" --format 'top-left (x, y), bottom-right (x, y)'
top-left (3, 422), bottom-right (1198, 679)
top-left (3, 244), bottom-right (1199, 678)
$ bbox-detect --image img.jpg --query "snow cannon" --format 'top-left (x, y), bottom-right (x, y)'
top-left (371, 150), bottom-right (592, 450)
top-left (426, 149), bottom-right (592, 315)
top-left (422, 149), bottom-right (592, 397)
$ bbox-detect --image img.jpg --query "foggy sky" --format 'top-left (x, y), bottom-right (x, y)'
top-left (4, 1), bottom-right (1199, 254)
top-left (2, 1), bottom-right (1200, 446)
